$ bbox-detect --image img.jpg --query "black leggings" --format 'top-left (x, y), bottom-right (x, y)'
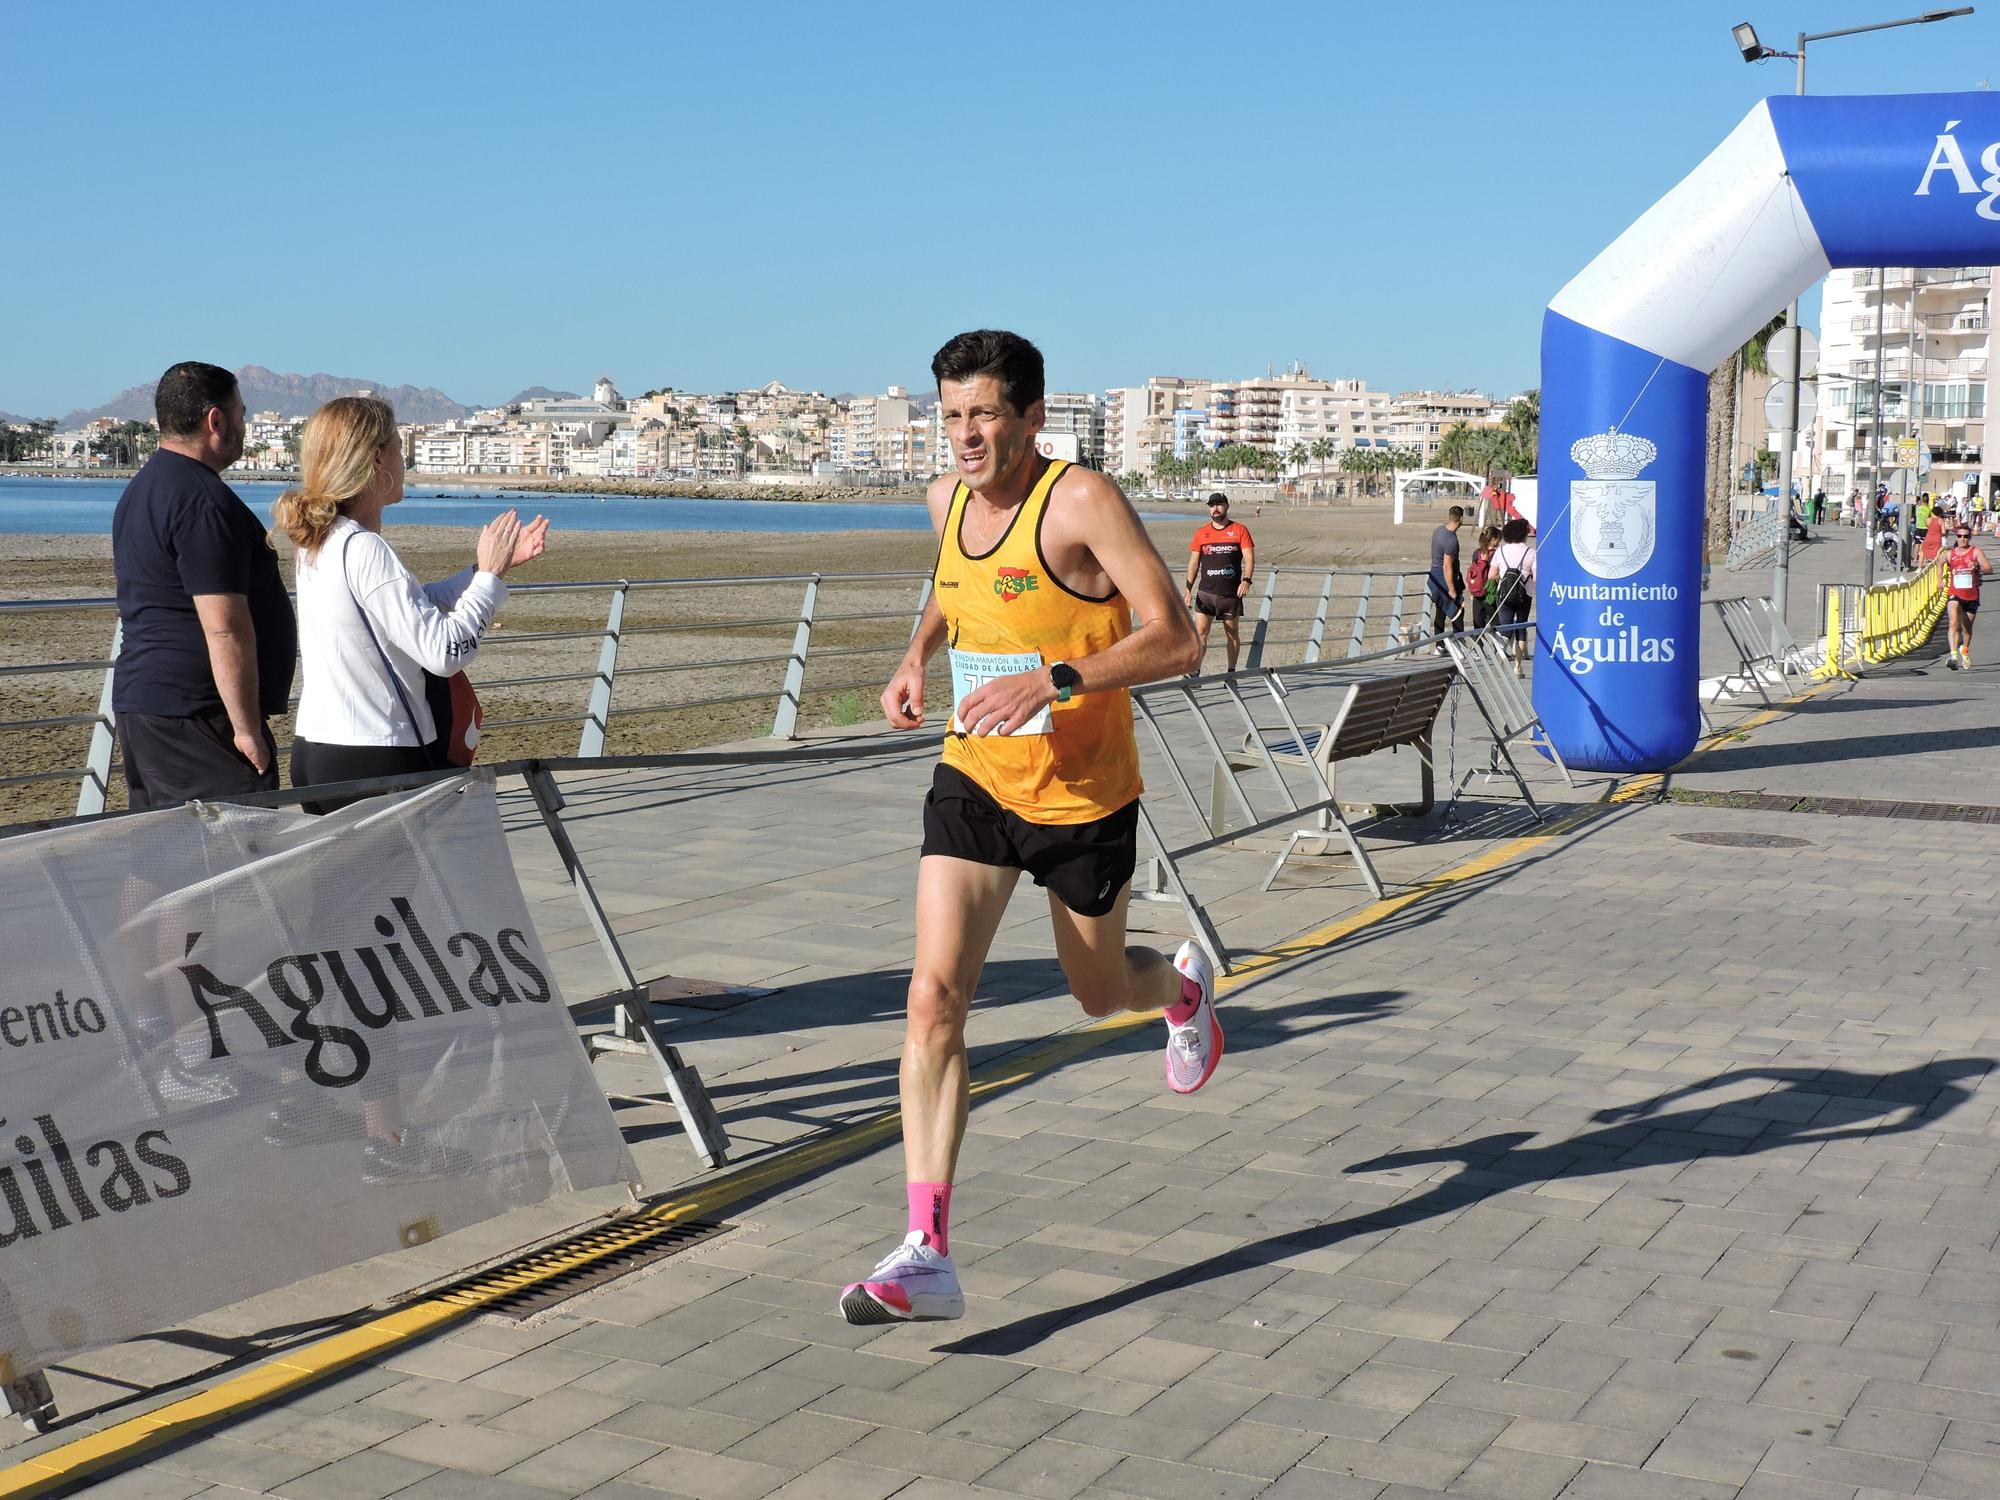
top-left (290, 738), bottom-right (435, 815)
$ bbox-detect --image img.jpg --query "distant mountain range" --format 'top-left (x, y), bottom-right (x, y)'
top-left (35, 369), bottom-right (582, 429)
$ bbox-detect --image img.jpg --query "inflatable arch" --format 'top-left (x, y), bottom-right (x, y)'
top-left (1537, 93), bottom-right (2000, 772)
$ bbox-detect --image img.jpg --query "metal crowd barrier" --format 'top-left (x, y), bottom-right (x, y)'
top-left (1230, 567), bottom-right (1430, 672)
top-left (1443, 626), bottom-right (1572, 801)
top-left (1709, 596), bottom-right (1814, 703)
top-left (1814, 558), bottom-right (1949, 678)
top-left (1129, 630), bottom-right (1544, 973)
top-left (1725, 510), bottom-right (1783, 571)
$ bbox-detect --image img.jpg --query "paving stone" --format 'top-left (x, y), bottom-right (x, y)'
top-left (974, 1436), bottom-right (1125, 1499)
top-left (62, 1472), bottom-right (214, 1500)
top-left (760, 1455), bottom-right (913, 1499)
top-left (1093, 1452), bottom-right (1278, 1499)
top-left (500, 1430), bottom-right (664, 1492)
top-left (600, 1398), bottom-right (762, 1452)
top-left (141, 1437), bottom-right (325, 1491)
top-left (620, 1444), bottom-right (796, 1499)
top-left (271, 1450), bottom-right (442, 1500)
top-left (722, 1409), bottom-right (870, 1470)
top-left (374, 1420), bottom-right (552, 1476)
top-left (837, 1422), bottom-right (1008, 1482)
top-left (1442, 1445), bottom-right (1584, 1499)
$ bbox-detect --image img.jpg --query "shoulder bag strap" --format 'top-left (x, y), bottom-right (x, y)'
top-left (340, 529), bottom-right (427, 747)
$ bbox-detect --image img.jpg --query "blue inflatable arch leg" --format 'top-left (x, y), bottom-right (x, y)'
top-left (1535, 93), bottom-right (2000, 772)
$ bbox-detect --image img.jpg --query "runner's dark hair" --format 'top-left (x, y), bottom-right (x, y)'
top-left (155, 362), bottom-right (239, 438)
top-left (1502, 516), bottom-right (1531, 545)
top-left (931, 330), bottom-right (1044, 414)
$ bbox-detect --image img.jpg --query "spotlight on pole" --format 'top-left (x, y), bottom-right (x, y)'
top-left (1733, 21), bottom-right (1769, 60)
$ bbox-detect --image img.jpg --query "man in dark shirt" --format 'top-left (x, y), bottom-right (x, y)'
top-left (1428, 505), bottom-right (1465, 648)
top-left (112, 362), bottom-right (297, 809)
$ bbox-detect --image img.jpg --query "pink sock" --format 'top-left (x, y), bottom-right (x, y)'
top-left (1165, 974), bottom-right (1202, 1025)
top-left (908, 1181), bottom-right (952, 1255)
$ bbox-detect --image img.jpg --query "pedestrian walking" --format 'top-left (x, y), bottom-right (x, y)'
top-left (1185, 493), bottom-right (1254, 673)
top-left (1428, 505), bottom-right (1466, 647)
top-left (1489, 517), bottom-right (1536, 676)
top-left (1465, 526), bottom-right (1500, 634)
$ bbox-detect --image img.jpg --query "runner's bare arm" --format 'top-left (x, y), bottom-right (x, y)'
top-left (1185, 543), bottom-right (1200, 593)
top-left (880, 475), bottom-right (958, 728)
top-left (955, 469), bottom-right (1199, 733)
top-left (1238, 541), bottom-right (1255, 597)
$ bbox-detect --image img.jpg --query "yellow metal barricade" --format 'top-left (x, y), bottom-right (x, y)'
top-left (1820, 560), bottom-right (1947, 676)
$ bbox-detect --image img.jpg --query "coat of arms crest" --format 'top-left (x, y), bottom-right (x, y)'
top-left (1569, 429), bottom-right (1657, 580)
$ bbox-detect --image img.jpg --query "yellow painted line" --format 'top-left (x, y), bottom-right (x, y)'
top-left (0, 681), bottom-right (1827, 1497)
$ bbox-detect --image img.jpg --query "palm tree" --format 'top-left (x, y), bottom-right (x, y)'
top-left (1704, 316), bottom-right (1787, 561)
top-left (1435, 421), bottom-right (1477, 474)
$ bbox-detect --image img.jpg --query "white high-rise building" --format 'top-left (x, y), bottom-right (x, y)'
top-left (1812, 266), bottom-right (1992, 504)
top-left (1105, 378), bottom-right (1212, 478)
top-left (1040, 391), bottom-right (1105, 469)
top-left (1206, 370), bottom-right (1395, 469)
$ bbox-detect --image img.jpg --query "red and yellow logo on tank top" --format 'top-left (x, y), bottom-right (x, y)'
top-left (994, 566), bottom-right (1039, 601)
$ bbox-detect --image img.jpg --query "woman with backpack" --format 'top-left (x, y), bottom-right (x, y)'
top-left (1488, 517), bottom-right (1536, 677)
top-left (1465, 527), bottom-right (1500, 634)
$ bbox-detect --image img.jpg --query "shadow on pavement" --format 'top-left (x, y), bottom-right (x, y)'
top-left (613, 985), bottom-right (1409, 1141)
top-left (941, 1057), bottom-right (1993, 1359)
top-left (1689, 724), bottom-right (2000, 775)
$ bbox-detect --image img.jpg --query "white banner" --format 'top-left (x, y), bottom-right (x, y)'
top-left (0, 778), bottom-right (638, 1380)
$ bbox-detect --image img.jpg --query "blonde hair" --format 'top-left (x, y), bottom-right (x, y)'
top-left (271, 396), bottom-right (399, 556)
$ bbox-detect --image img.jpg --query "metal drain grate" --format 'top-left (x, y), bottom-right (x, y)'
top-left (1673, 831), bottom-right (1811, 849)
top-left (423, 1217), bottom-right (730, 1323)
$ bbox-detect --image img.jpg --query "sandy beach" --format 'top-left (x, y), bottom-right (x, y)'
top-left (0, 496), bottom-right (1444, 824)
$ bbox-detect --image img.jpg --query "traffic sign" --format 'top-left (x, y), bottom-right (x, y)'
top-left (1896, 436), bottom-right (1921, 469)
top-left (1765, 327), bottom-right (1819, 382)
top-left (1764, 382), bottom-right (1817, 429)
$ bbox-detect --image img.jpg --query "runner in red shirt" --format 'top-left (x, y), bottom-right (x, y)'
top-left (1185, 492), bottom-right (1255, 673)
top-left (1945, 523), bottom-right (1991, 670)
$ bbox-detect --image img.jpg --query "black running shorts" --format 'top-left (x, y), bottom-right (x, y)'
top-left (1950, 595), bottom-right (1980, 615)
top-left (921, 763), bottom-right (1138, 918)
top-left (1193, 591), bottom-right (1244, 620)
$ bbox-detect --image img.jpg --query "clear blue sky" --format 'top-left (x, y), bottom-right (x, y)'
top-left (4, 1), bottom-right (1995, 418)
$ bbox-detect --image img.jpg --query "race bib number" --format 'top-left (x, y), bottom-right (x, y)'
top-left (949, 648), bottom-right (1051, 736)
top-left (1953, 569), bottom-right (1977, 591)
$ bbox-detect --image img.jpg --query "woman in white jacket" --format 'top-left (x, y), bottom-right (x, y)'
top-left (273, 396), bottom-right (548, 812)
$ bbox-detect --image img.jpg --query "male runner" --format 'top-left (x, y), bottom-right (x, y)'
top-left (1186, 492), bottom-right (1255, 673)
top-left (1945, 523), bottom-right (1991, 669)
top-left (841, 329), bottom-right (1213, 1325)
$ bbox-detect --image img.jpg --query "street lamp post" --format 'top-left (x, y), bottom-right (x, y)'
top-left (1734, 7), bottom-right (1973, 643)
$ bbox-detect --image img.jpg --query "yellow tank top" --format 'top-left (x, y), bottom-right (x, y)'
top-left (934, 460), bottom-right (1143, 824)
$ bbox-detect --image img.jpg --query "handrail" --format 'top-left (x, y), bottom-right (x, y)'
top-left (2, 563), bottom-right (1449, 821)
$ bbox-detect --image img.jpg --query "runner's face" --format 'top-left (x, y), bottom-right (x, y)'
top-left (1209, 504), bottom-right (1229, 527)
top-left (940, 376), bottom-right (1042, 494)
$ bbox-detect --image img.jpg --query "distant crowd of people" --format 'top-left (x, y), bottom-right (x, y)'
top-left (1428, 505), bottom-right (1536, 675)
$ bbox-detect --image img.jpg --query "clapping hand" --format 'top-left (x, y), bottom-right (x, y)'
top-left (511, 513), bottom-right (550, 568)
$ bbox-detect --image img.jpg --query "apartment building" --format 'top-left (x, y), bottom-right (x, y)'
top-left (1104, 377), bottom-right (1212, 477)
top-left (1812, 265), bottom-right (1993, 502)
top-left (1206, 370), bottom-right (1395, 468)
top-left (1040, 391), bottom-right (1105, 469)
top-left (1388, 391), bottom-right (1495, 465)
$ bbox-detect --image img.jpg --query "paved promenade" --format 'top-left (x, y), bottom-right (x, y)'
top-left (6, 626), bottom-right (1999, 1499)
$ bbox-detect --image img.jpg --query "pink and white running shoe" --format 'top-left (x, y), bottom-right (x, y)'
top-left (1166, 940), bottom-right (1223, 1094)
top-left (838, 1232), bottom-right (964, 1324)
